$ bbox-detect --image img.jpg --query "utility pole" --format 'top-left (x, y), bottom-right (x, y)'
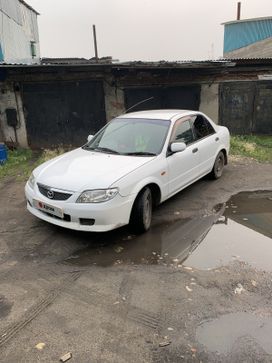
top-left (92, 24), bottom-right (98, 61)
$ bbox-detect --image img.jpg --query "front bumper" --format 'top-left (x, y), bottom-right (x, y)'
top-left (25, 183), bottom-right (134, 232)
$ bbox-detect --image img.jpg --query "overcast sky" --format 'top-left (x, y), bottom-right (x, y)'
top-left (27, 0), bottom-right (272, 61)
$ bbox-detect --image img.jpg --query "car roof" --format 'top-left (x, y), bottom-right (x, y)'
top-left (117, 109), bottom-right (198, 121)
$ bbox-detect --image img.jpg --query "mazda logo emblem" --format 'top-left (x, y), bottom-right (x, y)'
top-left (47, 190), bottom-right (54, 199)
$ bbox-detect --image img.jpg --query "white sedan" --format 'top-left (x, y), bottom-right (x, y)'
top-left (25, 110), bottom-right (230, 233)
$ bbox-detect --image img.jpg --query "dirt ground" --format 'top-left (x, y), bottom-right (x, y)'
top-left (0, 157), bottom-right (272, 363)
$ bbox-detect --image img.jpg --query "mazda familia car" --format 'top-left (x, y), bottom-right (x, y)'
top-left (25, 110), bottom-right (230, 233)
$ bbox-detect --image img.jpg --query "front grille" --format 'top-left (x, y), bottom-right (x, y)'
top-left (38, 183), bottom-right (72, 201)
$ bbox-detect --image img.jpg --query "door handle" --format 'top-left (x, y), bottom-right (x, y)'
top-left (192, 148), bottom-right (198, 153)
top-left (215, 137), bottom-right (219, 142)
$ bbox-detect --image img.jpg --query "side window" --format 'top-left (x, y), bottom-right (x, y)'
top-left (192, 115), bottom-right (215, 140)
top-left (171, 120), bottom-right (194, 145)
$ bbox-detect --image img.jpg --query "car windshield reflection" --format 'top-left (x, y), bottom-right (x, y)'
top-left (83, 118), bottom-right (170, 155)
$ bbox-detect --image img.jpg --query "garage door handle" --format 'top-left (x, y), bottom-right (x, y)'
top-left (215, 137), bottom-right (219, 142)
top-left (192, 148), bottom-right (198, 153)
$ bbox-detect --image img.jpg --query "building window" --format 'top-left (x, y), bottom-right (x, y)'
top-left (30, 41), bottom-right (36, 58)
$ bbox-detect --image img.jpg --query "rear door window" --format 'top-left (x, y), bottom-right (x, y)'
top-left (192, 115), bottom-right (215, 140)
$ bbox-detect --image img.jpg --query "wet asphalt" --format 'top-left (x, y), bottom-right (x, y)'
top-left (0, 156), bottom-right (272, 362)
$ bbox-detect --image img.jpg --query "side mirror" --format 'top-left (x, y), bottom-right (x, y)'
top-left (87, 135), bottom-right (94, 142)
top-left (170, 142), bottom-right (186, 153)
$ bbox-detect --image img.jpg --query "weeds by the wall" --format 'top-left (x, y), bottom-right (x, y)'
top-left (0, 148), bottom-right (66, 181)
top-left (230, 135), bottom-right (272, 163)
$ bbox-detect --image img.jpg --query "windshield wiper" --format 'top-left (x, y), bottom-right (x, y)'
top-left (84, 146), bottom-right (120, 154)
top-left (124, 151), bottom-right (157, 156)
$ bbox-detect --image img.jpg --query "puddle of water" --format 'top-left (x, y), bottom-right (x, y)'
top-left (184, 191), bottom-right (272, 271)
top-left (64, 191), bottom-right (272, 270)
top-left (63, 212), bottom-right (222, 267)
top-left (196, 312), bottom-right (272, 355)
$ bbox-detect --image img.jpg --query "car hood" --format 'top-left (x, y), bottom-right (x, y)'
top-left (35, 148), bottom-right (155, 191)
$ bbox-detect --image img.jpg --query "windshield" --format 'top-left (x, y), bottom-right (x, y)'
top-left (83, 118), bottom-right (170, 156)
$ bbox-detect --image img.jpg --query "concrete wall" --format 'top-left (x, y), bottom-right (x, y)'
top-left (224, 36), bottom-right (272, 58)
top-left (104, 80), bottom-right (125, 121)
top-left (0, 82), bottom-right (28, 147)
top-left (199, 83), bottom-right (219, 123)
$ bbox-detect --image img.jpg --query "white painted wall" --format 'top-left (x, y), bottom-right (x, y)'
top-left (0, 0), bottom-right (40, 64)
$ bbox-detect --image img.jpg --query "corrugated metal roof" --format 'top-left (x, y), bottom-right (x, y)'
top-left (40, 58), bottom-right (234, 67)
top-left (18, 0), bottom-right (40, 15)
top-left (222, 57), bottom-right (272, 61)
top-left (222, 16), bottom-right (272, 26)
top-left (2, 58), bottom-right (272, 69)
top-left (222, 57), bottom-right (272, 65)
top-left (41, 57), bottom-right (113, 65)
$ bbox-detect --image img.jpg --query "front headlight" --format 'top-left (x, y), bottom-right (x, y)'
top-left (28, 173), bottom-right (35, 189)
top-left (76, 188), bottom-right (119, 203)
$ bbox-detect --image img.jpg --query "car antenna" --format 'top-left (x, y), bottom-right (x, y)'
top-left (125, 97), bottom-right (154, 113)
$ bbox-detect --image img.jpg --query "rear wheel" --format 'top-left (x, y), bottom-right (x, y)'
top-left (129, 187), bottom-right (152, 233)
top-left (210, 151), bottom-right (225, 179)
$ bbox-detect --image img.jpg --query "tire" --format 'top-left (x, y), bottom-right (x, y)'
top-left (129, 187), bottom-right (152, 233)
top-left (210, 151), bottom-right (225, 179)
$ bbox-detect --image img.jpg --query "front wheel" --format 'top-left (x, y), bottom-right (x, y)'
top-left (129, 187), bottom-right (152, 233)
top-left (210, 151), bottom-right (225, 179)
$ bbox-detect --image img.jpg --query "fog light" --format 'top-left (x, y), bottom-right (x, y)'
top-left (80, 218), bottom-right (95, 226)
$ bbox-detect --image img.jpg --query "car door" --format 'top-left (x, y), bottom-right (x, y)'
top-left (191, 115), bottom-right (218, 176)
top-left (167, 117), bottom-right (200, 197)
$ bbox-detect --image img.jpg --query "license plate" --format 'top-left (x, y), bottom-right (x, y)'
top-left (33, 199), bottom-right (63, 219)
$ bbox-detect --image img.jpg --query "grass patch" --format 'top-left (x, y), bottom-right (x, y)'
top-left (230, 135), bottom-right (272, 163)
top-left (0, 147), bottom-right (66, 181)
top-left (0, 149), bottom-right (33, 180)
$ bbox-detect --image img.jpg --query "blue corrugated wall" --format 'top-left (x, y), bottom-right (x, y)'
top-left (0, 43), bottom-right (3, 62)
top-left (224, 19), bottom-right (272, 53)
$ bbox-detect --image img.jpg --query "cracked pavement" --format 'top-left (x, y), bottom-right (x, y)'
top-left (0, 157), bottom-right (272, 362)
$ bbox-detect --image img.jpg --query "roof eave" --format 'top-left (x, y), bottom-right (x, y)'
top-left (18, 0), bottom-right (40, 15)
top-left (222, 16), bottom-right (272, 26)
